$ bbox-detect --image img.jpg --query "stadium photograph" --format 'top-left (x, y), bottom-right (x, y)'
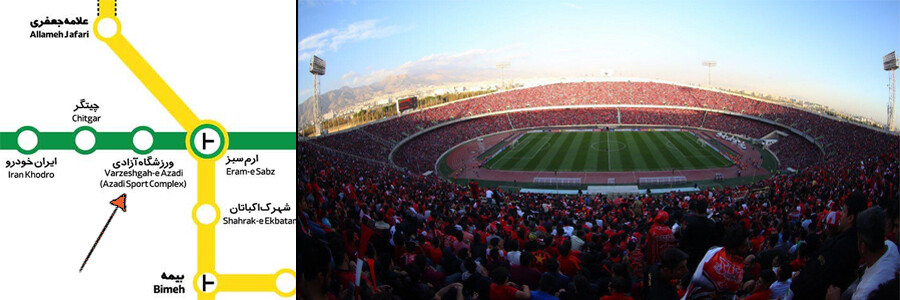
top-left (299, 1), bottom-right (899, 300)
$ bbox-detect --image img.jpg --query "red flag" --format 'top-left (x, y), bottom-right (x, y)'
top-left (367, 258), bottom-right (378, 288)
top-left (358, 223), bottom-right (374, 260)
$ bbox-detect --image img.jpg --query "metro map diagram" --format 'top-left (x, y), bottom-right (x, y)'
top-left (0, 1), bottom-right (297, 298)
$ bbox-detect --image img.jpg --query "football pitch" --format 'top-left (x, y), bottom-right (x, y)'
top-left (483, 131), bottom-right (733, 172)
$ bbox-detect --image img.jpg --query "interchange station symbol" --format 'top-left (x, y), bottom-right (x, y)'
top-left (199, 273), bottom-right (217, 293)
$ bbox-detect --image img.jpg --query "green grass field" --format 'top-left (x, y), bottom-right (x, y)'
top-left (483, 131), bottom-right (733, 172)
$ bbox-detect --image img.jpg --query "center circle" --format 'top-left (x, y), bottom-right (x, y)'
top-left (590, 141), bottom-right (627, 152)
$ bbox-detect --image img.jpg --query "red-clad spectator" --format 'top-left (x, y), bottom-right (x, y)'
top-left (646, 211), bottom-right (677, 266)
top-left (490, 267), bottom-right (530, 300)
top-left (557, 242), bottom-right (581, 278)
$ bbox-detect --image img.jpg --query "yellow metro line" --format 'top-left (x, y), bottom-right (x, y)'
top-left (98, 33), bottom-right (201, 131)
top-left (96, 0), bottom-right (292, 297)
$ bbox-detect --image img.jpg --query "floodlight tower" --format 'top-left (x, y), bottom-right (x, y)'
top-left (310, 56), bottom-right (326, 135)
top-left (496, 62), bottom-right (510, 89)
top-left (884, 51), bottom-right (898, 131)
top-left (702, 60), bottom-right (717, 87)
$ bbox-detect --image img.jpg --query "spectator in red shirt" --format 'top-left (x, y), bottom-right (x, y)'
top-left (647, 211), bottom-right (677, 266)
top-left (742, 269), bottom-right (775, 300)
top-left (490, 267), bottom-right (531, 300)
top-left (557, 242), bottom-right (581, 277)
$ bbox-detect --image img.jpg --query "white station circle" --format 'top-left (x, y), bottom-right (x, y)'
top-left (133, 130), bottom-right (153, 151)
top-left (196, 204), bottom-right (217, 225)
top-left (75, 130), bottom-right (96, 151)
top-left (276, 272), bottom-right (296, 294)
top-left (17, 129), bottom-right (38, 151)
top-left (97, 17), bottom-right (118, 38)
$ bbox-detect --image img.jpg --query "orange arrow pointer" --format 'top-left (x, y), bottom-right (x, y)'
top-left (79, 193), bottom-right (127, 272)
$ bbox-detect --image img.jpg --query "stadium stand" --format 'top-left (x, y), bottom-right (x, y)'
top-left (300, 81), bottom-right (900, 300)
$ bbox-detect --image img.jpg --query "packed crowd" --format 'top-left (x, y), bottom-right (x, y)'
top-left (312, 129), bottom-right (393, 161)
top-left (395, 115), bottom-right (512, 174)
top-left (619, 108), bottom-right (704, 128)
top-left (769, 135), bottom-right (822, 171)
top-left (312, 82), bottom-right (893, 172)
top-left (300, 132), bottom-right (900, 299)
top-left (701, 114), bottom-right (779, 140)
top-left (507, 108), bottom-right (617, 129)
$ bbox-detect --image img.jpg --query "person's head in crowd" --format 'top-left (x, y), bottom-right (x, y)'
top-left (856, 206), bottom-right (888, 266)
top-left (559, 243), bottom-right (571, 257)
top-left (794, 242), bottom-right (807, 260)
top-left (489, 248), bottom-right (501, 263)
top-left (525, 240), bottom-right (539, 253)
top-left (776, 264), bottom-right (792, 282)
top-left (724, 225), bottom-right (751, 257)
top-left (520, 251), bottom-right (534, 268)
top-left (491, 266), bottom-right (510, 284)
top-left (405, 240), bottom-right (417, 253)
top-left (766, 234), bottom-right (780, 249)
top-left (672, 210), bottom-right (683, 224)
top-left (490, 236), bottom-right (501, 248)
top-left (722, 207), bottom-right (735, 226)
top-left (743, 254), bottom-right (757, 272)
top-left (452, 229), bottom-right (463, 241)
top-left (506, 239), bottom-right (518, 252)
top-left (546, 259), bottom-right (560, 274)
top-left (839, 191), bottom-right (868, 233)
top-left (691, 199), bottom-right (708, 215)
top-left (772, 252), bottom-right (787, 269)
top-left (464, 258), bottom-right (478, 274)
top-left (660, 248), bottom-right (689, 282)
top-left (654, 210), bottom-right (669, 225)
top-left (458, 248), bottom-right (470, 260)
top-left (301, 239), bottom-right (333, 298)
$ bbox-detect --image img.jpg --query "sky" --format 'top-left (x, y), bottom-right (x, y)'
top-left (298, 0), bottom-right (900, 127)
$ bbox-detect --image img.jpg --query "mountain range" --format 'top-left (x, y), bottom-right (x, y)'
top-left (298, 70), bottom-right (503, 123)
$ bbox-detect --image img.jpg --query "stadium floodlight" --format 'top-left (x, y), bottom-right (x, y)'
top-left (310, 55), bottom-right (326, 75)
top-left (309, 55), bottom-right (326, 135)
top-left (885, 51), bottom-right (898, 130)
top-left (702, 61), bottom-right (717, 87)
top-left (496, 62), bottom-right (510, 89)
